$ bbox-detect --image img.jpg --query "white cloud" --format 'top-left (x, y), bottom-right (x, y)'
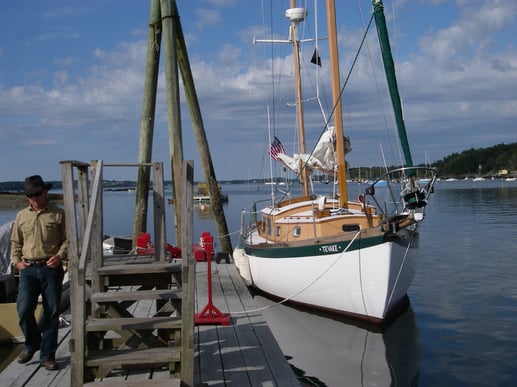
top-left (194, 8), bottom-right (222, 29)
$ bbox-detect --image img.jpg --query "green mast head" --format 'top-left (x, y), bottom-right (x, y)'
top-left (372, 0), bottom-right (415, 173)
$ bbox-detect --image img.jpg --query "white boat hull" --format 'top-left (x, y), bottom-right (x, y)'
top-left (238, 232), bottom-right (418, 321)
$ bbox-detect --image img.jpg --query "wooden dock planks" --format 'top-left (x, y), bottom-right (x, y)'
top-left (194, 262), bottom-right (300, 387)
top-left (0, 262), bottom-right (300, 386)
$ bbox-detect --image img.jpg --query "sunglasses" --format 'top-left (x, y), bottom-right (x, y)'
top-left (26, 190), bottom-right (44, 198)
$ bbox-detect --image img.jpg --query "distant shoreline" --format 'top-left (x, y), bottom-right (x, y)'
top-left (0, 192), bottom-right (63, 209)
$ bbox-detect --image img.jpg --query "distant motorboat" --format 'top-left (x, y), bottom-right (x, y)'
top-left (193, 182), bottom-right (228, 205)
top-left (417, 178), bottom-right (432, 185)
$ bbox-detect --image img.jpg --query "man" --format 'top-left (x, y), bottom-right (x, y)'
top-left (11, 175), bottom-right (67, 371)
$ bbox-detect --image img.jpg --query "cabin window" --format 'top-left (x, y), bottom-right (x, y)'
top-left (342, 224), bottom-right (360, 232)
top-left (275, 226), bottom-right (281, 236)
top-left (293, 226), bottom-right (301, 237)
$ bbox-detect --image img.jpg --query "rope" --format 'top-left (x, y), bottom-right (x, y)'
top-left (230, 231), bottom-right (362, 315)
top-left (385, 225), bottom-right (419, 308)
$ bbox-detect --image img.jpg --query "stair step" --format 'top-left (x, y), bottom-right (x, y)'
top-left (91, 289), bottom-right (182, 303)
top-left (94, 263), bottom-right (183, 287)
top-left (86, 347), bottom-right (181, 367)
top-left (86, 316), bottom-right (182, 331)
top-left (84, 380), bottom-right (180, 387)
top-left (97, 262), bottom-right (182, 276)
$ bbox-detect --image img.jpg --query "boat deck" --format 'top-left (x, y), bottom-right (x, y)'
top-left (0, 262), bottom-right (300, 386)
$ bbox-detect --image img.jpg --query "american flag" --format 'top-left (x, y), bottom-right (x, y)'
top-left (268, 136), bottom-right (286, 160)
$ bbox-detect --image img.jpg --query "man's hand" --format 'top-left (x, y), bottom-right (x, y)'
top-left (15, 261), bottom-right (30, 271)
top-left (46, 255), bottom-right (62, 269)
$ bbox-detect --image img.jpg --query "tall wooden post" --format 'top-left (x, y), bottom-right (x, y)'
top-left (160, 0), bottom-right (184, 245)
top-left (135, 0), bottom-right (232, 255)
top-left (133, 0), bottom-right (162, 242)
top-left (180, 160), bottom-right (195, 385)
top-left (172, 0), bottom-right (232, 254)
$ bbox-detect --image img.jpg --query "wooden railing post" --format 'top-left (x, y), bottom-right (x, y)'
top-left (60, 160), bottom-right (88, 386)
top-left (180, 160), bottom-right (195, 385)
top-left (152, 162), bottom-right (167, 262)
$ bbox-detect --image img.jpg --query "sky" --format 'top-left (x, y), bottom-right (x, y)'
top-left (0, 0), bottom-right (516, 182)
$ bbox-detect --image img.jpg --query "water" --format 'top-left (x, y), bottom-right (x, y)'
top-left (205, 179), bottom-right (517, 387)
top-left (1, 179), bottom-right (516, 385)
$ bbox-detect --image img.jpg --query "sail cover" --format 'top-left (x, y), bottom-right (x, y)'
top-left (277, 126), bottom-right (349, 175)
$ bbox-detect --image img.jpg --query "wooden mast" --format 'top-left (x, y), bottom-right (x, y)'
top-left (326, 0), bottom-right (348, 208)
top-left (289, 0), bottom-right (309, 196)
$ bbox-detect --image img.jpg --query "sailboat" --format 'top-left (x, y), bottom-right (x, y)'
top-left (234, 0), bottom-right (437, 324)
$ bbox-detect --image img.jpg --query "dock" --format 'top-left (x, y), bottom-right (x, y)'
top-left (0, 160), bottom-right (300, 386)
top-left (0, 261), bottom-right (300, 386)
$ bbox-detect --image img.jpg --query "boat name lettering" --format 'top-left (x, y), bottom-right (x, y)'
top-left (320, 244), bottom-right (339, 253)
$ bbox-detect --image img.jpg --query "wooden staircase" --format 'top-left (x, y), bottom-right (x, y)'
top-left (61, 160), bottom-right (195, 386)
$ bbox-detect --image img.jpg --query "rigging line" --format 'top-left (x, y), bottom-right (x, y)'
top-left (386, 225), bottom-right (419, 309)
top-left (358, 236), bottom-right (369, 319)
top-left (292, 12), bottom-right (376, 192)
top-left (271, 12), bottom-right (376, 204)
top-left (230, 231), bottom-right (362, 315)
top-left (320, 13), bottom-right (375, 136)
top-left (358, 0), bottom-right (401, 169)
top-left (215, 229), bottom-right (242, 239)
top-left (269, 6), bottom-right (375, 202)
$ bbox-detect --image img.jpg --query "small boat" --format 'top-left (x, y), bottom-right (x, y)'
top-left (102, 235), bottom-right (134, 255)
top-left (417, 178), bottom-right (432, 185)
top-left (102, 232), bottom-right (182, 258)
top-left (193, 182), bottom-right (228, 205)
top-left (0, 221), bottom-right (70, 343)
top-left (234, 0), bottom-right (437, 324)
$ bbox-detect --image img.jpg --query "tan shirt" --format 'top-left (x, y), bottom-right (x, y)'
top-left (10, 204), bottom-right (68, 264)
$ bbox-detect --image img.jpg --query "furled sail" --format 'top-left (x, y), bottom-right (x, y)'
top-left (276, 126), bottom-right (350, 175)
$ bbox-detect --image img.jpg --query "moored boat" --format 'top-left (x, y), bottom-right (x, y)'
top-left (193, 182), bottom-right (228, 206)
top-left (234, 0), bottom-right (437, 324)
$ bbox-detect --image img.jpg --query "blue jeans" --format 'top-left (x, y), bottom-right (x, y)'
top-left (17, 264), bottom-right (64, 362)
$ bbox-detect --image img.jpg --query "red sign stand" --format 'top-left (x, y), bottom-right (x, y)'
top-left (194, 245), bottom-right (231, 326)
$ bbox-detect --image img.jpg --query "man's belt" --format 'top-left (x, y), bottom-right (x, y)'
top-left (23, 258), bottom-right (50, 265)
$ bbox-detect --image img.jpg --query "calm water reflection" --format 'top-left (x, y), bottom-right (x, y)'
top-left (256, 296), bottom-right (420, 386)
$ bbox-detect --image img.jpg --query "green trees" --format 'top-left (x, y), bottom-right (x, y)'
top-left (432, 143), bottom-right (517, 177)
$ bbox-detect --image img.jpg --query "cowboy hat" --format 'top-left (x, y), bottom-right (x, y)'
top-left (24, 175), bottom-right (53, 195)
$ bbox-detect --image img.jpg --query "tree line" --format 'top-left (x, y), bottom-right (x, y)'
top-left (431, 142), bottom-right (516, 177)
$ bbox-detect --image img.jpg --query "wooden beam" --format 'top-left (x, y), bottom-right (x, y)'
top-left (134, 0), bottom-right (162, 243)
